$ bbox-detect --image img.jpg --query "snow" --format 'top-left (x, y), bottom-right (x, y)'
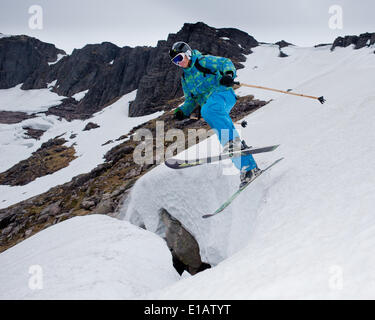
top-left (0, 215), bottom-right (179, 299)
top-left (220, 37), bottom-right (230, 41)
top-left (2, 43), bottom-right (375, 299)
top-left (48, 53), bottom-right (66, 65)
top-left (0, 90), bottom-right (163, 209)
top-left (122, 44), bottom-right (375, 299)
top-left (0, 84), bottom-right (65, 114)
top-left (47, 79), bottom-right (57, 89)
top-left (72, 89), bottom-right (89, 102)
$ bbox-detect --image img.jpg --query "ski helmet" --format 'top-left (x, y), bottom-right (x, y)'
top-left (169, 41), bottom-right (192, 60)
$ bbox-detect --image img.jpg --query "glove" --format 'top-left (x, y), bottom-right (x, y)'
top-left (220, 71), bottom-right (234, 87)
top-left (174, 108), bottom-right (186, 121)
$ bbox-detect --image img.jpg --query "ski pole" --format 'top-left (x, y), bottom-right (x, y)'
top-left (234, 82), bottom-right (326, 104)
top-left (189, 116), bottom-right (248, 127)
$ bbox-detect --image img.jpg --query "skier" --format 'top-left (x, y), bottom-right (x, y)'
top-left (169, 41), bottom-right (260, 187)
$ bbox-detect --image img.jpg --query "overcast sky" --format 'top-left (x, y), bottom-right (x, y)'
top-left (0, 0), bottom-right (374, 54)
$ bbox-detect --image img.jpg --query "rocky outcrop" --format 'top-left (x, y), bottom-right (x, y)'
top-left (160, 209), bottom-right (210, 275)
top-left (83, 122), bottom-right (100, 131)
top-left (314, 43), bottom-right (332, 48)
top-left (279, 50), bottom-right (288, 58)
top-left (1, 23), bottom-right (259, 120)
top-left (331, 32), bottom-right (375, 51)
top-left (128, 22), bottom-right (259, 117)
top-left (0, 94), bottom-right (268, 253)
top-left (0, 111), bottom-right (35, 124)
top-left (0, 35), bottom-right (152, 120)
top-left (45, 44), bottom-right (153, 119)
top-left (0, 137), bottom-right (76, 186)
top-left (273, 40), bottom-right (294, 58)
top-left (2, 28), bottom-right (374, 122)
top-left (275, 40), bottom-right (294, 49)
top-left (22, 126), bottom-right (46, 140)
top-left (0, 35), bottom-right (65, 89)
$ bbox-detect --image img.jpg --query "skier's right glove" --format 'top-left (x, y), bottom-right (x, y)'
top-left (220, 71), bottom-right (235, 87)
top-left (174, 108), bottom-right (186, 121)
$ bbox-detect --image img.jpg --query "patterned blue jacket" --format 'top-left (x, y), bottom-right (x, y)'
top-left (178, 49), bottom-right (237, 116)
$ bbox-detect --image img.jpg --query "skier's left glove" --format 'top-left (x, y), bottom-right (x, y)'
top-left (174, 108), bottom-right (186, 121)
top-left (220, 71), bottom-right (234, 87)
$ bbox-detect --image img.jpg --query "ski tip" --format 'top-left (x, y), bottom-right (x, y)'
top-left (164, 159), bottom-right (176, 166)
top-left (202, 214), bottom-right (213, 219)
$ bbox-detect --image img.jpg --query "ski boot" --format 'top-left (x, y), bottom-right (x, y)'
top-left (223, 137), bottom-right (251, 157)
top-left (239, 166), bottom-right (261, 189)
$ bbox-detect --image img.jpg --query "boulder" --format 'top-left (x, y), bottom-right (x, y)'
top-left (83, 122), bottom-right (100, 131)
top-left (160, 208), bottom-right (210, 275)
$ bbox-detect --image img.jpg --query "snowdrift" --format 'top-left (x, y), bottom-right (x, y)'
top-left (123, 44), bottom-right (375, 299)
top-left (0, 215), bottom-right (179, 299)
top-left (1, 43), bottom-right (375, 299)
top-left (0, 90), bottom-right (162, 209)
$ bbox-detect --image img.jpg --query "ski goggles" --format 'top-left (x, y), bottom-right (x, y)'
top-left (171, 53), bottom-right (185, 66)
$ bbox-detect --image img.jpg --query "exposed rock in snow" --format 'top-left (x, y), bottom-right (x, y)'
top-left (160, 208), bottom-right (211, 275)
top-left (82, 121), bottom-right (100, 131)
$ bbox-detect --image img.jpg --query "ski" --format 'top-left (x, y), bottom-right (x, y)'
top-left (165, 145), bottom-right (280, 170)
top-left (202, 157), bottom-right (284, 219)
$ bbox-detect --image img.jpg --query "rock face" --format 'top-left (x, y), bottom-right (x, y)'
top-left (0, 111), bottom-right (35, 124)
top-left (0, 137), bottom-right (76, 186)
top-left (0, 35), bottom-right (153, 120)
top-left (160, 209), bottom-right (210, 275)
top-left (45, 44), bottom-right (153, 119)
top-left (331, 32), bottom-right (375, 51)
top-left (0, 22), bottom-right (258, 120)
top-left (2, 28), bottom-right (374, 122)
top-left (128, 22), bottom-right (259, 117)
top-left (0, 35), bottom-right (65, 89)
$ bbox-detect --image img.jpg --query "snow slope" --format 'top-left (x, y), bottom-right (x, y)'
top-left (0, 90), bottom-right (162, 209)
top-left (0, 215), bottom-right (179, 299)
top-left (123, 44), bottom-right (375, 299)
top-left (2, 43), bottom-right (375, 299)
top-left (0, 84), bottom-right (65, 113)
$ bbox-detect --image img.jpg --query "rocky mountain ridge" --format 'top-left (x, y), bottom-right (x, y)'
top-left (2, 24), bottom-right (373, 122)
top-left (0, 22), bottom-right (259, 120)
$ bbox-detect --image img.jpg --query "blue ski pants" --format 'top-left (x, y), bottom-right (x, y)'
top-left (200, 90), bottom-right (257, 172)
